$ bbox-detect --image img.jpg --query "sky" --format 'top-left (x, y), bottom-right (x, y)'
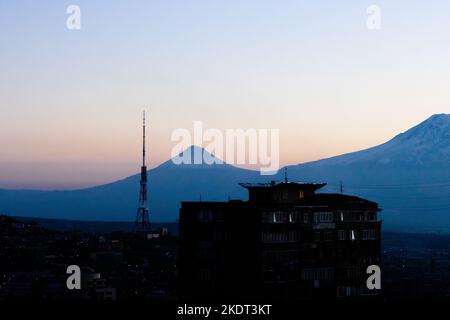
top-left (1, 0), bottom-right (450, 189)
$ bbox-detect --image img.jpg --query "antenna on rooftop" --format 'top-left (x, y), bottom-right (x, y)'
top-left (284, 167), bottom-right (288, 183)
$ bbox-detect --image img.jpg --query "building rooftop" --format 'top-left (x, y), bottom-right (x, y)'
top-left (305, 193), bottom-right (380, 210)
top-left (239, 181), bottom-right (327, 189)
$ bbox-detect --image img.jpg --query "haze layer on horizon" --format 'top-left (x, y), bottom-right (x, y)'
top-left (1, 0), bottom-right (449, 189)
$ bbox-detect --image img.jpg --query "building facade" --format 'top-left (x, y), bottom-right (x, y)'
top-left (179, 181), bottom-right (381, 300)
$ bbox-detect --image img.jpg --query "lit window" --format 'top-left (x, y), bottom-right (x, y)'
top-left (299, 190), bottom-right (305, 199)
top-left (272, 211), bottom-right (286, 223)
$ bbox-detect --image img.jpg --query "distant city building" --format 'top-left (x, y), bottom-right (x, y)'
top-left (179, 181), bottom-right (381, 299)
top-left (81, 268), bottom-right (117, 301)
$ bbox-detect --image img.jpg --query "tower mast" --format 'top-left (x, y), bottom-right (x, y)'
top-left (143, 110), bottom-right (146, 166)
top-left (135, 110), bottom-right (150, 234)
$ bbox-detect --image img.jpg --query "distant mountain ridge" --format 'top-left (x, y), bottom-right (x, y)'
top-left (282, 114), bottom-right (450, 232)
top-left (300, 113), bottom-right (450, 167)
top-left (0, 114), bottom-right (449, 233)
top-left (0, 146), bottom-right (261, 222)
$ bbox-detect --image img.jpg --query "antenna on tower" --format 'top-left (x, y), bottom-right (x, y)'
top-left (135, 110), bottom-right (150, 235)
top-left (142, 110), bottom-right (146, 166)
top-left (340, 181), bottom-right (343, 194)
top-left (284, 167), bottom-right (288, 183)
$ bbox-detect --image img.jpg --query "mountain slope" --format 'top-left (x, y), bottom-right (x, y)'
top-left (0, 115), bottom-right (449, 233)
top-left (278, 114), bottom-right (450, 232)
top-left (0, 146), bottom-right (261, 221)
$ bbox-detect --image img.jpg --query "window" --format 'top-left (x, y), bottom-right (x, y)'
top-left (198, 210), bottom-right (213, 222)
top-left (272, 212), bottom-right (278, 223)
top-left (264, 251), bottom-right (278, 263)
top-left (314, 231), bottom-right (321, 242)
top-left (272, 211), bottom-right (286, 223)
top-left (213, 229), bottom-right (224, 241)
top-left (288, 231), bottom-right (298, 241)
top-left (338, 230), bottom-right (346, 241)
top-left (362, 230), bottom-right (368, 240)
top-left (362, 229), bottom-right (377, 240)
top-left (299, 190), bottom-right (305, 199)
top-left (262, 212), bottom-right (272, 223)
top-left (350, 230), bottom-right (357, 241)
top-left (198, 241), bottom-right (213, 248)
top-left (347, 267), bottom-right (360, 279)
top-left (263, 211), bottom-right (291, 223)
top-left (314, 212), bottom-right (334, 223)
top-left (282, 190), bottom-right (288, 199)
top-left (289, 211), bottom-right (300, 223)
top-left (363, 212), bottom-right (377, 221)
top-left (264, 250), bottom-right (298, 264)
top-left (302, 268), bottom-right (334, 280)
top-left (215, 211), bottom-right (225, 222)
top-left (262, 231), bottom-right (299, 242)
top-left (303, 213), bottom-right (309, 223)
top-left (198, 268), bottom-right (212, 281)
top-left (324, 231), bottom-right (334, 241)
top-left (337, 286), bottom-right (358, 297)
top-left (341, 212), bottom-right (363, 222)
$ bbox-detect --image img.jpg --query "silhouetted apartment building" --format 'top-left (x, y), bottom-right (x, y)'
top-left (179, 181), bottom-right (381, 300)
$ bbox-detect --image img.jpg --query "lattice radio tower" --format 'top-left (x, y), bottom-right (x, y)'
top-left (134, 110), bottom-right (150, 234)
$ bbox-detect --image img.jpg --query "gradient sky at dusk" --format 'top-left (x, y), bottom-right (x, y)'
top-left (1, 0), bottom-right (449, 189)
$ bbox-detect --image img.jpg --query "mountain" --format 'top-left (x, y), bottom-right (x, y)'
top-left (0, 146), bottom-right (261, 222)
top-left (278, 114), bottom-right (450, 232)
top-left (0, 114), bottom-right (449, 233)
